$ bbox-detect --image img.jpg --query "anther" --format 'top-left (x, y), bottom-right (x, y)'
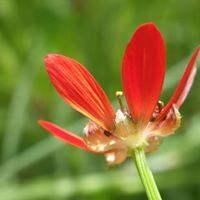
top-left (115, 91), bottom-right (124, 112)
top-left (157, 100), bottom-right (164, 111)
top-left (104, 130), bottom-right (112, 137)
top-left (150, 100), bottom-right (165, 122)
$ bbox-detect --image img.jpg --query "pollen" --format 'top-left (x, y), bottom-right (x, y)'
top-left (115, 91), bottom-right (123, 96)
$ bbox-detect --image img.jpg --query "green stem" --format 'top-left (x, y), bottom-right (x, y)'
top-left (131, 148), bottom-right (162, 200)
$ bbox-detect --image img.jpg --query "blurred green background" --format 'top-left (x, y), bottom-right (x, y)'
top-left (0, 0), bottom-right (200, 199)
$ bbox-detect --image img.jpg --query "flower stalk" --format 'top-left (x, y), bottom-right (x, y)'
top-left (132, 148), bottom-right (162, 200)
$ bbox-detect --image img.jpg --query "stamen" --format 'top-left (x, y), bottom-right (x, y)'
top-left (116, 91), bottom-right (124, 112)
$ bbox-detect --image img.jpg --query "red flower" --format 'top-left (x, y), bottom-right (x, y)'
top-left (39, 23), bottom-right (199, 165)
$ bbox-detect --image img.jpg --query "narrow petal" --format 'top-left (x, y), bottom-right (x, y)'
top-left (176, 66), bottom-right (197, 108)
top-left (38, 120), bottom-right (89, 151)
top-left (157, 47), bottom-right (199, 121)
top-left (45, 54), bottom-right (115, 131)
top-left (122, 23), bottom-right (166, 126)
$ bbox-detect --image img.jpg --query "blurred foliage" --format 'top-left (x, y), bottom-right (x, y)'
top-left (0, 0), bottom-right (199, 199)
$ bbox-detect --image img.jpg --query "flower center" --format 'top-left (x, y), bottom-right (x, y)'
top-left (114, 91), bottom-right (148, 148)
top-left (114, 109), bottom-right (148, 148)
top-left (83, 91), bottom-right (181, 156)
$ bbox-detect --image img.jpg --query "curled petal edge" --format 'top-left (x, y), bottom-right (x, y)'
top-left (157, 47), bottom-right (200, 121)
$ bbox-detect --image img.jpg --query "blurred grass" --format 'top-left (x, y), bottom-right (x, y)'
top-left (2, 44), bottom-right (43, 162)
top-left (0, 0), bottom-right (200, 200)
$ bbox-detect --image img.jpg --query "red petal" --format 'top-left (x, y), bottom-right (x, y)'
top-left (157, 47), bottom-right (200, 120)
top-left (45, 54), bottom-right (115, 131)
top-left (122, 23), bottom-right (166, 126)
top-left (38, 120), bottom-right (89, 151)
top-left (176, 67), bottom-right (197, 108)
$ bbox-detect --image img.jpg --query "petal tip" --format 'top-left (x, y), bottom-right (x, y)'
top-left (38, 120), bottom-right (51, 129)
top-left (44, 54), bottom-right (63, 65)
top-left (38, 119), bottom-right (46, 126)
top-left (140, 22), bottom-right (156, 27)
top-left (45, 54), bottom-right (53, 61)
top-left (197, 46), bottom-right (200, 54)
top-left (137, 22), bottom-right (159, 32)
